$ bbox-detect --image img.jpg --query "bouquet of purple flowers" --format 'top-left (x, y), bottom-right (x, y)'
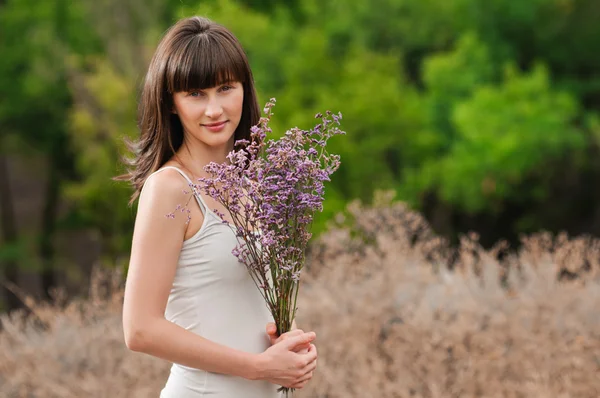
top-left (198, 99), bottom-right (343, 395)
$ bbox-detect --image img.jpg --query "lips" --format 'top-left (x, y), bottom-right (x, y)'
top-left (202, 120), bottom-right (228, 132)
top-left (203, 121), bottom-right (228, 127)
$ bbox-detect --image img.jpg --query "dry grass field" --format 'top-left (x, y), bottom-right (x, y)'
top-left (2, 197), bottom-right (599, 397)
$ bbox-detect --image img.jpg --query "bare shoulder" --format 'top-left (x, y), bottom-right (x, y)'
top-left (140, 168), bottom-right (192, 207)
top-left (136, 168), bottom-right (197, 228)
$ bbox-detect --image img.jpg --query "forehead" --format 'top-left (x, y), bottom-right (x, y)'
top-left (167, 34), bottom-right (247, 93)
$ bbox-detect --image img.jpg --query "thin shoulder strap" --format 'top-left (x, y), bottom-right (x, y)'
top-left (159, 166), bottom-right (207, 215)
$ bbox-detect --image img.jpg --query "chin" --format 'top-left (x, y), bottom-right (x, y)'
top-left (201, 133), bottom-right (236, 148)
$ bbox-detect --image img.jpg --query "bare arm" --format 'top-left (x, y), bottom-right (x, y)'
top-left (122, 170), bottom-right (259, 379)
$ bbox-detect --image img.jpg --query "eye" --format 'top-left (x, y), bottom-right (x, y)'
top-left (220, 84), bottom-right (235, 92)
top-left (188, 91), bottom-right (205, 97)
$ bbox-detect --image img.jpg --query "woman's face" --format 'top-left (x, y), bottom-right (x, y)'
top-left (172, 81), bottom-right (244, 150)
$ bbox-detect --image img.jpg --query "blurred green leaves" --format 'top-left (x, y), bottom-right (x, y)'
top-left (407, 33), bottom-right (584, 213)
top-left (443, 64), bottom-right (582, 211)
top-left (1, 0), bottom-right (599, 271)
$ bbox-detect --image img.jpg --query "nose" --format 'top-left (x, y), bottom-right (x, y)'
top-left (204, 96), bottom-right (223, 119)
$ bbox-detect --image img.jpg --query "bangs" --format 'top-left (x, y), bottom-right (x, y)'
top-left (167, 33), bottom-right (247, 93)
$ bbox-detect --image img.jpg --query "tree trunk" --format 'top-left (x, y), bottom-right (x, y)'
top-left (39, 155), bottom-right (60, 300)
top-left (0, 155), bottom-right (22, 312)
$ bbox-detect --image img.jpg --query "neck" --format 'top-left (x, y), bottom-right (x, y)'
top-left (174, 136), bottom-right (234, 179)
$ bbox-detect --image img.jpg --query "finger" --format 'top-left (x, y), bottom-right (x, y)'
top-left (303, 358), bottom-right (317, 373)
top-left (293, 339), bottom-right (312, 354)
top-left (296, 370), bottom-right (314, 384)
top-left (266, 322), bottom-right (277, 336)
top-left (279, 329), bottom-right (304, 340)
top-left (287, 342), bottom-right (310, 355)
top-left (275, 329), bottom-right (304, 344)
top-left (284, 332), bottom-right (316, 350)
top-left (293, 344), bottom-right (310, 354)
top-left (291, 379), bottom-right (309, 389)
top-left (299, 344), bottom-right (318, 363)
top-left (300, 354), bottom-right (317, 374)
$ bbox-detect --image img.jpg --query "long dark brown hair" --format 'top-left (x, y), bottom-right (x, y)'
top-left (116, 16), bottom-right (260, 204)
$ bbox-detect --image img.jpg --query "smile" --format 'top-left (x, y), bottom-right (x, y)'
top-left (202, 121), bottom-right (228, 132)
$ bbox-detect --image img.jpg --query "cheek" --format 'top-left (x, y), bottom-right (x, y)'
top-left (176, 101), bottom-right (203, 122)
top-left (229, 91), bottom-right (244, 117)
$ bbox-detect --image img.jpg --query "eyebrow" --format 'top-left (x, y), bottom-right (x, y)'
top-left (183, 81), bottom-right (237, 92)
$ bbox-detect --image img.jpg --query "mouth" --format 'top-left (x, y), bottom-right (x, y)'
top-left (201, 120), bottom-right (229, 132)
top-left (202, 121), bottom-right (228, 127)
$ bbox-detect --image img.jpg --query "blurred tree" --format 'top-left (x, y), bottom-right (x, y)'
top-left (179, 0), bottom-right (600, 241)
top-left (405, 33), bottom-right (586, 243)
top-left (64, 0), bottom-right (183, 265)
top-left (0, 0), bottom-right (85, 308)
top-left (0, 0), bottom-right (178, 310)
top-left (286, 0), bottom-right (600, 243)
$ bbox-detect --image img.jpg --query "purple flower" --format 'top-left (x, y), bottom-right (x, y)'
top-left (183, 99), bottom-right (343, 353)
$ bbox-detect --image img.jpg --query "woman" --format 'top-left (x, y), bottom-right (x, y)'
top-left (119, 16), bottom-right (318, 397)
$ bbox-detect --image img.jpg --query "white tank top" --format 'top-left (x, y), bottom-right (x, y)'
top-left (148, 166), bottom-right (280, 398)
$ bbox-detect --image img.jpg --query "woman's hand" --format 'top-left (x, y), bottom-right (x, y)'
top-left (266, 322), bottom-right (310, 353)
top-left (255, 332), bottom-right (318, 389)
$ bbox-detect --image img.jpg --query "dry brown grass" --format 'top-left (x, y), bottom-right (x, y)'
top-left (0, 268), bottom-right (169, 398)
top-left (2, 195), bottom-right (600, 397)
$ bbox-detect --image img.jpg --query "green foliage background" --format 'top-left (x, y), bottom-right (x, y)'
top-left (1, 0), bottom-right (600, 306)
